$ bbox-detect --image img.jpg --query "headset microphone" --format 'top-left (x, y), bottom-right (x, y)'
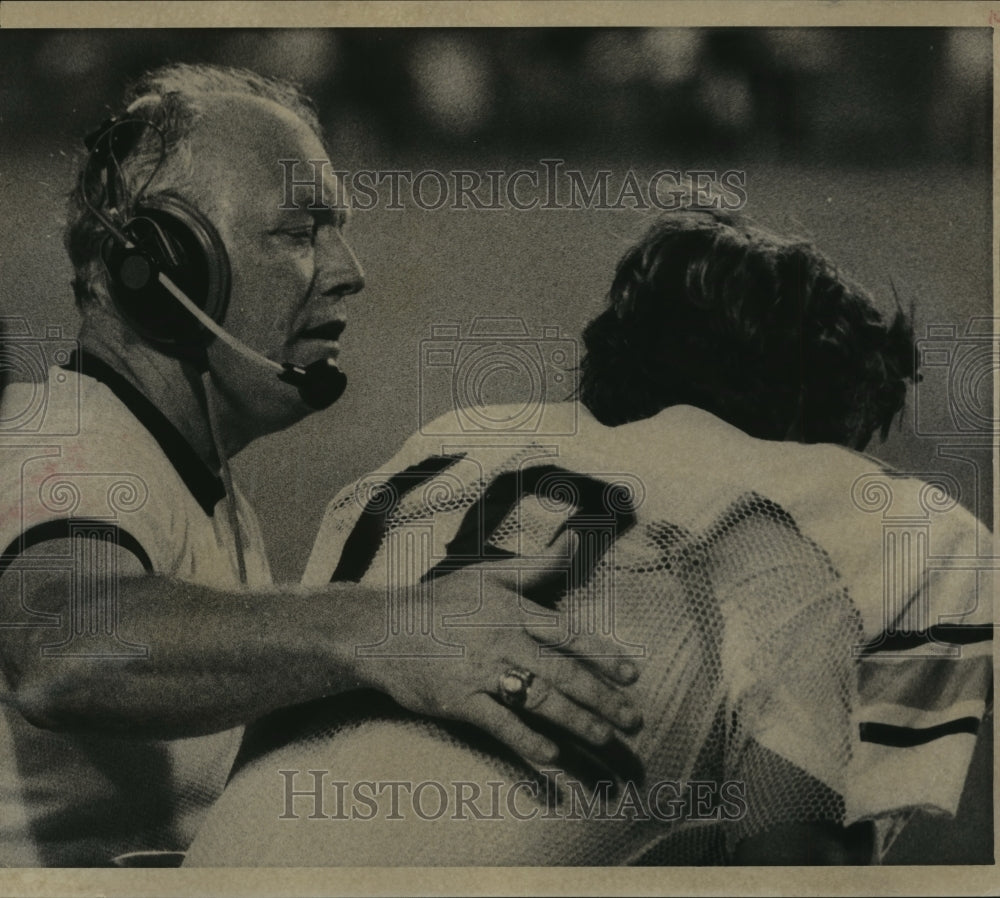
top-left (277, 359), bottom-right (347, 410)
top-left (158, 272), bottom-right (347, 410)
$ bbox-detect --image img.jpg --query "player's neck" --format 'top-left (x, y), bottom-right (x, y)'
top-left (77, 313), bottom-right (221, 474)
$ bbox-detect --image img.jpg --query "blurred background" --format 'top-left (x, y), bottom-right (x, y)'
top-left (0, 27), bottom-right (993, 863)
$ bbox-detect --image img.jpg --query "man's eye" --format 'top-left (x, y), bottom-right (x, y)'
top-left (286, 228), bottom-right (315, 244)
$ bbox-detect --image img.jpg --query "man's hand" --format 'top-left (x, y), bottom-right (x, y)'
top-left (1, 532), bottom-right (641, 755)
top-left (353, 534), bottom-right (643, 768)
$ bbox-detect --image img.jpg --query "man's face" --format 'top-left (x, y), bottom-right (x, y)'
top-left (186, 95), bottom-right (365, 434)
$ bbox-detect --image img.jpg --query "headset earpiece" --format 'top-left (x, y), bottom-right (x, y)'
top-left (85, 113), bottom-right (347, 410)
top-left (106, 194), bottom-right (231, 356)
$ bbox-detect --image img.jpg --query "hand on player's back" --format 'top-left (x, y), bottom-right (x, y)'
top-left (354, 532), bottom-right (643, 770)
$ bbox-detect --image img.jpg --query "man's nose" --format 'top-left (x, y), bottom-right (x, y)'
top-left (316, 228), bottom-right (365, 298)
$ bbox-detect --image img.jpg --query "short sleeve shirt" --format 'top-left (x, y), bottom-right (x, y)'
top-left (0, 351), bottom-right (271, 866)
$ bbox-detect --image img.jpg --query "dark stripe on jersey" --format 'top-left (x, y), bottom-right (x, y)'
top-left (859, 716), bottom-right (980, 747)
top-left (425, 465), bottom-right (638, 601)
top-left (0, 518), bottom-right (154, 579)
top-left (62, 350), bottom-right (225, 516)
top-left (331, 454), bottom-right (465, 583)
top-left (859, 624), bottom-right (993, 654)
top-left (859, 656), bottom-right (992, 713)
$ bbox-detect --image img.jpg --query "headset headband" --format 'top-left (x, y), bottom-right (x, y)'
top-left (81, 113), bottom-right (231, 356)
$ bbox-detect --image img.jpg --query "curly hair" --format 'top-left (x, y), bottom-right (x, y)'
top-left (65, 63), bottom-right (324, 311)
top-left (578, 210), bottom-right (918, 449)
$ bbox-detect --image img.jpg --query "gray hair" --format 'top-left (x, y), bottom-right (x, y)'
top-left (66, 63), bottom-right (324, 311)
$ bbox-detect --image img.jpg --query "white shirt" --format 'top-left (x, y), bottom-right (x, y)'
top-left (0, 353), bottom-right (271, 865)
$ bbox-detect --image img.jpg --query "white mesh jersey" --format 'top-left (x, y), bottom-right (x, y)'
top-left (0, 353), bottom-right (271, 866)
top-left (187, 403), bottom-right (990, 866)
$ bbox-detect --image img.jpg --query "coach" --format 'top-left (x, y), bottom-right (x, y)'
top-left (0, 64), bottom-right (641, 866)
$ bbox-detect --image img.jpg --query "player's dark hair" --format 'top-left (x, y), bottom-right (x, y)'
top-left (578, 210), bottom-right (918, 449)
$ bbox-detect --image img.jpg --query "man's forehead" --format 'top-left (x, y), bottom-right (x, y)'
top-left (187, 93), bottom-right (329, 188)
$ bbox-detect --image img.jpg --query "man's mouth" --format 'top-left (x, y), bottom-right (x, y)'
top-left (297, 320), bottom-right (346, 343)
top-left (291, 319), bottom-right (347, 364)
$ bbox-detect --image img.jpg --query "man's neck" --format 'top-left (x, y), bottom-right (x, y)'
top-left (78, 313), bottom-right (222, 473)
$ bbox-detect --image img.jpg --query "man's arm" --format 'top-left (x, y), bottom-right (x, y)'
top-left (0, 540), bottom-right (386, 738)
top-left (0, 539), bottom-right (641, 765)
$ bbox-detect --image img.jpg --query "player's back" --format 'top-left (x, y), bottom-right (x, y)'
top-left (185, 403), bottom-right (991, 866)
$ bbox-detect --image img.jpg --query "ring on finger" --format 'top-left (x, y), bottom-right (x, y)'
top-left (498, 666), bottom-right (535, 709)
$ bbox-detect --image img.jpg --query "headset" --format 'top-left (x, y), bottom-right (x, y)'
top-left (81, 113), bottom-right (347, 411)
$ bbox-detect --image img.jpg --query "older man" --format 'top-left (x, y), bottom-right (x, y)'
top-left (0, 64), bottom-right (641, 866)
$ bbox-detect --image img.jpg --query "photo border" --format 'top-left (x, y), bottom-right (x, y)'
top-left (0, 1), bottom-right (995, 895)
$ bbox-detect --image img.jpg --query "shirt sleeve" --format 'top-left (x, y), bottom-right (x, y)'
top-left (0, 428), bottom-right (181, 582)
top-left (844, 504), bottom-right (993, 827)
top-left (714, 483), bottom-right (992, 858)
